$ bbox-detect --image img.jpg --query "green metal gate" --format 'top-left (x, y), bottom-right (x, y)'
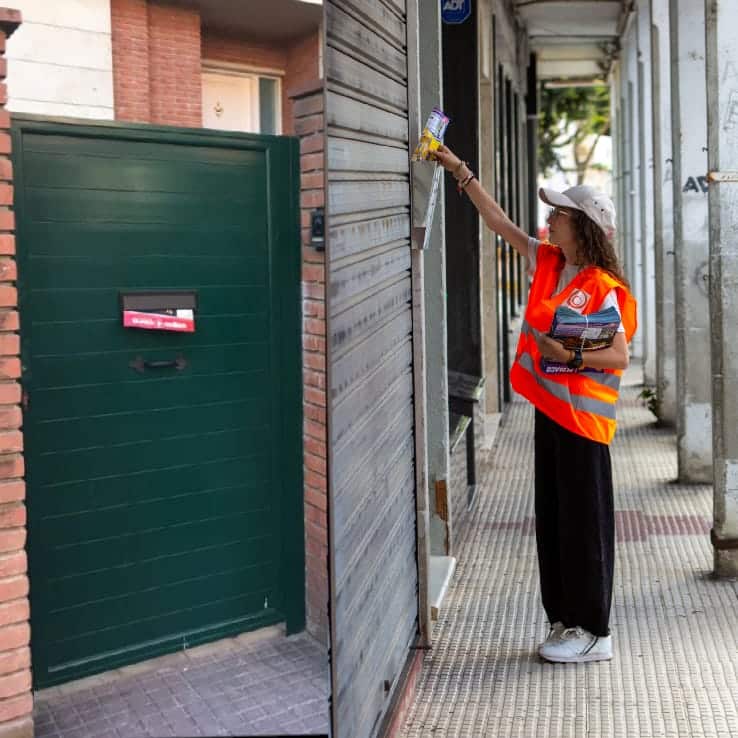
top-left (11, 117), bottom-right (304, 688)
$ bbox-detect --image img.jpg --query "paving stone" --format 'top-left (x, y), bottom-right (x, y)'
top-left (201, 693), bottom-right (233, 711)
top-left (33, 710), bottom-right (54, 726)
top-left (145, 728), bottom-right (176, 738)
top-left (237, 704), bottom-right (268, 724)
top-left (52, 710), bottom-right (84, 730)
top-left (124, 699), bottom-right (157, 717)
top-left (140, 715), bottom-right (169, 731)
top-left (74, 697), bottom-right (102, 713)
top-left (106, 725), bottom-right (138, 738)
top-left (147, 692), bottom-right (178, 711)
top-left (167, 718), bottom-right (200, 737)
top-left (250, 716), bottom-right (285, 734)
top-left (74, 716), bottom-right (113, 735)
top-left (33, 722), bottom-right (59, 738)
top-left (191, 723), bottom-right (228, 737)
top-left (291, 700), bottom-right (326, 719)
top-left (185, 700), bottom-right (216, 719)
top-left (282, 718), bottom-right (310, 734)
top-left (107, 714), bottom-right (138, 730)
top-left (303, 712), bottom-right (330, 732)
top-left (100, 697), bottom-right (129, 714)
top-left (219, 712), bottom-right (252, 733)
top-left (197, 683), bottom-right (229, 700)
top-left (160, 706), bottom-right (191, 722)
top-left (258, 696), bottom-right (286, 716)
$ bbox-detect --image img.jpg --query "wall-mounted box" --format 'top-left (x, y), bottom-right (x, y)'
top-left (120, 291), bottom-right (197, 333)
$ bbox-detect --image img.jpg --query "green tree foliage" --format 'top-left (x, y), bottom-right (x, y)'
top-left (538, 85), bottom-right (611, 185)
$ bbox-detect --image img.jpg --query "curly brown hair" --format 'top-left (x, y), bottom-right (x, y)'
top-left (569, 209), bottom-right (630, 288)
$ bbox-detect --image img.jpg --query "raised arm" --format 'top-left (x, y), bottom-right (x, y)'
top-left (433, 144), bottom-right (530, 259)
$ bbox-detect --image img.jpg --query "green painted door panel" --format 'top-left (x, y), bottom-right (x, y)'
top-left (12, 117), bottom-right (304, 688)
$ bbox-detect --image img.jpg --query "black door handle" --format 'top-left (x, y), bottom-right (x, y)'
top-left (129, 356), bottom-right (187, 374)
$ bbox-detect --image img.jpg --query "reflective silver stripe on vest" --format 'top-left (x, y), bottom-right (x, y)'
top-left (581, 369), bottom-right (621, 390)
top-left (517, 352), bottom-right (617, 420)
top-left (519, 322), bottom-right (621, 392)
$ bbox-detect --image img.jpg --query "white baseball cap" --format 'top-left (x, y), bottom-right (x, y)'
top-left (539, 185), bottom-right (616, 238)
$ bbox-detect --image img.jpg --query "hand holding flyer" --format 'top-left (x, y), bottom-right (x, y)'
top-left (412, 107), bottom-right (450, 161)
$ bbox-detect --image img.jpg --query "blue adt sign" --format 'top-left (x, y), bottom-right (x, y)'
top-left (441, 0), bottom-right (471, 24)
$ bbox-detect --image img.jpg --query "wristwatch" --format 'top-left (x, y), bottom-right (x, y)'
top-left (567, 347), bottom-right (584, 370)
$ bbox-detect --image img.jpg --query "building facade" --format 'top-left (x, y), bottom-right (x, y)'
top-left (0, 1), bottom-right (736, 737)
top-left (0, 2), bottom-right (328, 736)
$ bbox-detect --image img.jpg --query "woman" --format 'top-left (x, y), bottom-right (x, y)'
top-left (433, 144), bottom-right (637, 664)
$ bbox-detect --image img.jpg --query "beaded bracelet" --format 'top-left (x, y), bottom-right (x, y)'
top-left (457, 171), bottom-right (475, 194)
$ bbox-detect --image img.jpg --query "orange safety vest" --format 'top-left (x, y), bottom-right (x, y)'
top-left (510, 242), bottom-right (638, 445)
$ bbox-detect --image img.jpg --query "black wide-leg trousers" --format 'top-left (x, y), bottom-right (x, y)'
top-left (534, 409), bottom-right (615, 637)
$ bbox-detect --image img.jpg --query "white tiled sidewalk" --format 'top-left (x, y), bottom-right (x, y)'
top-left (400, 365), bottom-right (738, 738)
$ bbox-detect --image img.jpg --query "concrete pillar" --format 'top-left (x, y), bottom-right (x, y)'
top-left (620, 18), bottom-right (645, 359)
top-left (417, 0), bottom-right (451, 558)
top-left (705, 0), bottom-right (738, 576)
top-left (407, 0), bottom-right (436, 646)
top-left (616, 94), bottom-right (628, 276)
top-left (650, 0), bottom-right (677, 425)
top-left (479, 0), bottom-right (499, 416)
top-left (612, 66), bottom-right (627, 272)
top-left (637, 0), bottom-right (657, 387)
top-left (617, 78), bottom-right (633, 300)
top-left (670, 0), bottom-right (712, 482)
top-left (627, 75), bottom-right (644, 361)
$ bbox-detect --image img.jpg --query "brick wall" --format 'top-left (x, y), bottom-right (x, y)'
top-left (284, 34), bottom-right (320, 135)
top-left (111, 2), bottom-right (319, 135)
top-left (111, 0), bottom-right (201, 127)
top-left (147, 3), bottom-right (201, 127)
top-left (0, 10), bottom-right (32, 738)
top-left (202, 33), bottom-right (287, 72)
top-left (110, 0), bottom-right (150, 122)
top-left (204, 30), bottom-right (320, 136)
top-left (290, 81), bottom-right (328, 646)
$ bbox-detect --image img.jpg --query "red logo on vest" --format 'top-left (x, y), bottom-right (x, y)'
top-left (566, 289), bottom-right (590, 310)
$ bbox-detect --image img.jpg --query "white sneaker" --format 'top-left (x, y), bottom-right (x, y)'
top-left (539, 626), bottom-right (613, 663)
top-left (537, 621), bottom-right (565, 656)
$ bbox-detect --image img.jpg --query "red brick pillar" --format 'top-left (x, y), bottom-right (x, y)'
top-left (289, 80), bottom-right (328, 646)
top-left (111, 0), bottom-right (202, 127)
top-left (147, 2), bottom-right (201, 127)
top-left (0, 11), bottom-right (32, 738)
top-left (111, 0), bottom-right (151, 122)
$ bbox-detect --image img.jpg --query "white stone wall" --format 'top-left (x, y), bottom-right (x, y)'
top-left (5, 0), bottom-right (114, 119)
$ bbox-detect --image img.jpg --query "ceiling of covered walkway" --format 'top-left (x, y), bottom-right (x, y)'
top-left (515, 0), bottom-right (632, 84)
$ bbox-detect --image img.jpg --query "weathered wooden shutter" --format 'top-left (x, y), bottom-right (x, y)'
top-left (324, 1), bottom-right (419, 736)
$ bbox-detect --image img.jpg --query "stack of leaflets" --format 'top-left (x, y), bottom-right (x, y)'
top-left (540, 305), bottom-right (621, 374)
